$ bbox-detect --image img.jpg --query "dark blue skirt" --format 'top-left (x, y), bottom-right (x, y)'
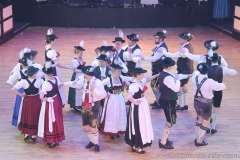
top-left (12, 88), bottom-right (24, 126)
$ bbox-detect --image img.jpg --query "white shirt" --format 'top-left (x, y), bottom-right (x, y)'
top-left (185, 52), bottom-right (228, 67)
top-left (41, 76), bottom-right (61, 95)
top-left (72, 57), bottom-right (84, 69)
top-left (13, 78), bottom-right (44, 90)
top-left (123, 44), bottom-right (142, 67)
top-left (144, 42), bottom-right (164, 62)
top-left (110, 57), bottom-right (128, 73)
top-left (162, 70), bottom-right (189, 92)
top-left (64, 75), bottom-right (107, 103)
top-left (6, 69), bottom-right (28, 86)
top-left (192, 73), bottom-right (226, 99)
top-left (100, 66), bottom-right (106, 78)
top-left (46, 47), bottom-right (58, 61)
top-left (128, 78), bottom-right (147, 95)
top-left (211, 63), bottom-right (238, 76)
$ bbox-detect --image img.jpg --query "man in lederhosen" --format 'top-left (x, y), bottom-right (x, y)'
top-left (158, 57), bottom-right (191, 149)
top-left (176, 32), bottom-right (194, 111)
top-left (192, 63), bottom-right (226, 146)
top-left (207, 53), bottom-right (237, 134)
top-left (64, 66), bottom-right (107, 152)
top-left (143, 30), bottom-right (168, 110)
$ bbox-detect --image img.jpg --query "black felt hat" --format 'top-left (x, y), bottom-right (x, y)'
top-left (18, 57), bottom-right (28, 65)
top-left (153, 31), bottom-right (167, 38)
top-left (29, 50), bottom-right (38, 57)
top-left (126, 33), bottom-right (139, 42)
top-left (204, 40), bottom-right (219, 51)
top-left (25, 66), bottom-right (39, 75)
top-left (74, 46), bottom-right (85, 51)
top-left (130, 67), bottom-right (147, 73)
top-left (160, 57), bottom-right (175, 67)
top-left (107, 46), bottom-right (116, 51)
top-left (178, 32), bottom-right (193, 41)
top-left (46, 28), bottom-right (58, 41)
top-left (210, 53), bottom-right (219, 62)
top-left (112, 37), bottom-right (125, 43)
top-left (110, 63), bottom-right (123, 70)
top-left (96, 54), bottom-right (108, 61)
top-left (197, 63), bottom-right (210, 74)
top-left (82, 66), bottom-right (95, 76)
top-left (99, 46), bottom-right (108, 51)
top-left (42, 62), bottom-right (56, 75)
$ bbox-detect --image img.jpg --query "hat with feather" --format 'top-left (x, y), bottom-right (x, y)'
top-left (42, 61), bottom-right (56, 74)
top-left (46, 28), bottom-right (58, 41)
top-left (127, 33), bottom-right (139, 42)
top-left (18, 50), bottom-right (33, 66)
top-left (154, 30), bottom-right (167, 38)
top-left (204, 40), bottom-right (219, 51)
top-left (99, 40), bottom-right (108, 51)
top-left (74, 40), bottom-right (85, 51)
top-left (82, 66), bottom-right (95, 76)
top-left (179, 32), bottom-right (193, 41)
top-left (112, 29), bottom-right (125, 43)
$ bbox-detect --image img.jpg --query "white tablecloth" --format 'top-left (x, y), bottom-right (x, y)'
top-left (141, 0), bottom-right (158, 5)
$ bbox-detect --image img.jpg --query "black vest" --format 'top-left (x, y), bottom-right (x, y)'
top-left (20, 70), bottom-right (28, 80)
top-left (132, 87), bottom-right (144, 100)
top-left (177, 43), bottom-right (194, 74)
top-left (125, 45), bottom-right (141, 70)
top-left (159, 71), bottom-right (178, 100)
top-left (151, 42), bottom-right (168, 74)
top-left (208, 65), bottom-right (223, 83)
top-left (74, 58), bottom-right (84, 70)
top-left (45, 77), bottom-right (58, 98)
top-left (24, 79), bottom-right (39, 95)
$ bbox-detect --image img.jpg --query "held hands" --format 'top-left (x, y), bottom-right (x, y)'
top-left (40, 96), bottom-right (46, 102)
top-left (21, 94), bottom-right (26, 98)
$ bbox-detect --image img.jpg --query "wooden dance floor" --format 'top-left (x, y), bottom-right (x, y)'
top-left (0, 27), bottom-right (240, 160)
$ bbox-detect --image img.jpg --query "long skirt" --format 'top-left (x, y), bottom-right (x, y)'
top-left (124, 97), bottom-right (153, 149)
top-left (43, 95), bottom-right (65, 143)
top-left (68, 72), bottom-right (83, 108)
top-left (18, 95), bottom-right (41, 136)
top-left (213, 0), bottom-right (230, 19)
top-left (100, 93), bottom-right (126, 136)
top-left (12, 88), bottom-right (24, 126)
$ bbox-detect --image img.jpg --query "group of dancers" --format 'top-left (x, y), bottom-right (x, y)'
top-left (6, 28), bottom-right (238, 154)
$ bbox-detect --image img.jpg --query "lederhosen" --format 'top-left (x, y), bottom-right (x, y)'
top-left (194, 76), bottom-right (213, 121)
top-left (45, 48), bottom-right (57, 75)
top-left (125, 45), bottom-right (141, 77)
top-left (177, 43), bottom-right (194, 87)
top-left (208, 65), bottom-right (223, 107)
top-left (158, 72), bottom-right (177, 125)
top-left (150, 42), bottom-right (168, 90)
top-left (81, 81), bottom-right (101, 128)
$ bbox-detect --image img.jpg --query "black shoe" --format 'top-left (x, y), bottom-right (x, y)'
top-left (31, 137), bottom-right (36, 142)
top-left (24, 136), bottom-right (30, 142)
top-left (76, 106), bottom-right (82, 112)
top-left (55, 142), bottom-right (59, 146)
top-left (49, 143), bottom-right (57, 148)
top-left (94, 144), bottom-right (100, 152)
top-left (150, 101), bottom-right (157, 106)
top-left (152, 104), bottom-right (162, 110)
top-left (136, 149), bottom-right (145, 154)
top-left (159, 139), bottom-right (173, 146)
top-left (184, 105), bottom-right (188, 110)
top-left (176, 105), bottom-right (186, 111)
top-left (206, 128), bottom-right (210, 133)
top-left (85, 142), bottom-right (94, 149)
top-left (132, 147), bottom-right (137, 152)
top-left (211, 129), bottom-right (217, 134)
top-left (110, 136), bottom-right (115, 140)
top-left (195, 140), bottom-right (208, 146)
top-left (116, 135), bottom-right (120, 138)
top-left (159, 142), bottom-right (174, 149)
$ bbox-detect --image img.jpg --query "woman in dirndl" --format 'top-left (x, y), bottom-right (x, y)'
top-left (12, 66), bottom-right (43, 142)
top-left (124, 67), bottom-right (159, 154)
top-left (7, 51), bottom-right (32, 127)
top-left (213, 0), bottom-right (230, 23)
top-left (100, 63), bottom-right (132, 140)
top-left (68, 41), bottom-right (86, 112)
top-left (38, 62), bottom-right (65, 148)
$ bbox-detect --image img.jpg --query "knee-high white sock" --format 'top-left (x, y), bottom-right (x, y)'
top-left (86, 131), bottom-right (94, 143)
top-left (160, 124), bottom-right (172, 145)
top-left (92, 131), bottom-right (99, 145)
top-left (197, 125), bottom-right (208, 143)
top-left (153, 89), bottom-right (161, 105)
top-left (177, 91), bottom-right (184, 107)
top-left (195, 122), bottom-right (201, 139)
top-left (183, 89), bottom-right (188, 106)
top-left (211, 112), bottom-right (219, 130)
